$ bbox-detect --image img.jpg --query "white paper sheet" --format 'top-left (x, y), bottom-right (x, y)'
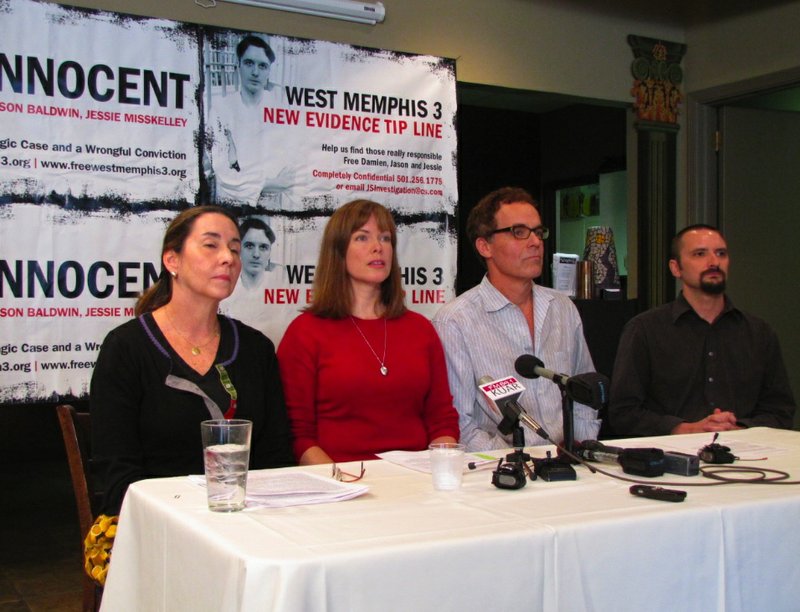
top-left (188, 470), bottom-right (369, 508)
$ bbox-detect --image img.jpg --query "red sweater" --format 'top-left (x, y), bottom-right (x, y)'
top-left (277, 311), bottom-right (459, 462)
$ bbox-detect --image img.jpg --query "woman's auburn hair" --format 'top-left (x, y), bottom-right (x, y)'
top-left (306, 199), bottom-right (406, 319)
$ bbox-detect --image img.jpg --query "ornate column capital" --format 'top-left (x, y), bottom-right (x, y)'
top-left (628, 35), bottom-right (687, 126)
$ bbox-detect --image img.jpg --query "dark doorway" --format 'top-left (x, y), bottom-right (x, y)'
top-left (456, 84), bottom-right (628, 296)
top-left (455, 86), bottom-right (632, 380)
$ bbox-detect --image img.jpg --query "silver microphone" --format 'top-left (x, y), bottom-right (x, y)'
top-left (477, 375), bottom-right (551, 442)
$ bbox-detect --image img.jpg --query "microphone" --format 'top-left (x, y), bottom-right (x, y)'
top-left (514, 354), bottom-right (568, 386)
top-left (575, 440), bottom-right (666, 477)
top-left (574, 440), bottom-right (623, 463)
top-left (514, 354), bottom-right (610, 411)
top-left (564, 373), bottom-right (609, 411)
top-left (477, 375), bottom-right (551, 442)
top-left (478, 375), bottom-right (598, 475)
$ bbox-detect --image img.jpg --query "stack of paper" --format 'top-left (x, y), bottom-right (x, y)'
top-left (189, 470), bottom-right (369, 508)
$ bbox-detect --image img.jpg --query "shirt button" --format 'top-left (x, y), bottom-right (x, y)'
top-left (708, 351), bottom-right (715, 357)
top-left (708, 377), bottom-right (714, 382)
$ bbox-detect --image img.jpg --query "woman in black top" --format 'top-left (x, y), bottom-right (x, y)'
top-left (91, 206), bottom-right (293, 515)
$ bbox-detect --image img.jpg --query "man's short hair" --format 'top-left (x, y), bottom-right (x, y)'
top-left (466, 187), bottom-right (538, 260)
top-left (236, 35), bottom-right (276, 64)
top-left (240, 217), bottom-right (276, 244)
top-left (670, 224), bottom-right (724, 261)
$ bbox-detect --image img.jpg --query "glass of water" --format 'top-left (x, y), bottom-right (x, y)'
top-left (201, 419), bottom-right (252, 512)
top-left (428, 442), bottom-right (465, 491)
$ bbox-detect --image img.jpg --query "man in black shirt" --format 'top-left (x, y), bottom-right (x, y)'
top-left (608, 224), bottom-right (795, 437)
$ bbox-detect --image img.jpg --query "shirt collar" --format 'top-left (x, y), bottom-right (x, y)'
top-left (671, 291), bottom-right (738, 324)
top-left (477, 274), bottom-right (553, 313)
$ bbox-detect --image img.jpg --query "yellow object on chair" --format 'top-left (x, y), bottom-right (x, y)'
top-left (84, 514), bottom-right (118, 587)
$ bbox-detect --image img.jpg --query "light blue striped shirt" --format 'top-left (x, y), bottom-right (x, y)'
top-left (432, 275), bottom-right (600, 452)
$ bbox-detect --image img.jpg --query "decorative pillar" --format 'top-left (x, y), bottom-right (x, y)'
top-left (628, 35), bottom-right (686, 309)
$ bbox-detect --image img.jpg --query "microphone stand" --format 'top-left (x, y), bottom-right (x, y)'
top-left (507, 424), bottom-right (532, 466)
top-left (514, 355), bottom-right (609, 461)
top-left (497, 397), bottom-right (597, 476)
top-left (535, 376), bottom-right (576, 458)
top-left (560, 386), bottom-right (575, 456)
top-left (497, 413), bottom-right (532, 466)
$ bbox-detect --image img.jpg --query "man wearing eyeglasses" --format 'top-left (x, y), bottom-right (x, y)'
top-left (433, 187), bottom-right (599, 452)
top-left (608, 224), bottom-right (795, 437)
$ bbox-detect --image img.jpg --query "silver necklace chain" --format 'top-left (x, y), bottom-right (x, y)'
top-left (349, 316), bottom-right (388, 376)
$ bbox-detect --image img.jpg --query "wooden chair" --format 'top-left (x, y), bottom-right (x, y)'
top-left (56, 404), bottom-right (102, 612)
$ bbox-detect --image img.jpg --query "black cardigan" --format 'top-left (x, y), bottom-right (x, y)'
top-left (90, 313), bottom-right (294, 514)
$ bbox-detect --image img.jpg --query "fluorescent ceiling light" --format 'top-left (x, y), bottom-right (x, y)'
top-left (215, 0), bottom-right (386, 25)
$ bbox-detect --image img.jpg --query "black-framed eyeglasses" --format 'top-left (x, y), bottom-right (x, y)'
top-left (331, 462), bottom-right (366, 483)
top-left (489, 224), bottom-right (549, 241)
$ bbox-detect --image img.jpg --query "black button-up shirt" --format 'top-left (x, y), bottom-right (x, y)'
top-left (608, 293), bottom-right (796, 437)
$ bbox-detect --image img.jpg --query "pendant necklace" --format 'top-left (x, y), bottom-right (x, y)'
top-left (165, 308), bottom-right (219, 357)
top-left (350, 316), bottom-right (388, 376)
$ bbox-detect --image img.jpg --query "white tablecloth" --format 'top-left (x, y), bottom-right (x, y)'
top-left (101, 428), bottom-right (800, 612)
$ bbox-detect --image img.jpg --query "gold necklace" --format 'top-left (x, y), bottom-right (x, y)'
top-left (165, 308), bottom-right (219, 356)
top-left (349, 316), bottom-right (388, 376)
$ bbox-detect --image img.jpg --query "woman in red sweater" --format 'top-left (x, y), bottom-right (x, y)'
top-left (277, 199), bottom-right (459, 464)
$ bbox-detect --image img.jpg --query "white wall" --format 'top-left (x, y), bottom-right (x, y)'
top-left (685, 1), bottom-right (800, 93)
top-left (48, 0), bottom-right (683, 103)
top-left (45, 0), bottom-right (800, 237)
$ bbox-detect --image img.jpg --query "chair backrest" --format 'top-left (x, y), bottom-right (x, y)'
top-left (56, 404), bottom-right (102, 612)
top-left (56, 404), bottom-right (97, 540)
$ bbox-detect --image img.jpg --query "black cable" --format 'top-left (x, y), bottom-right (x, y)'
top-left (549, 440), bottom-right (800, 487)
top-left (515, 419), bottom-right (800, 488)
top-left (577, 460), bottom-right (800, 487)
top-left (700, 465), bottom-right (800, 484)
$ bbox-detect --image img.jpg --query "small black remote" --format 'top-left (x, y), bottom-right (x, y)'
top-left (629, 484), bottom-right (687, 503)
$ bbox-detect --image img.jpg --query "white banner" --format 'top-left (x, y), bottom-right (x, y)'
top-left (0, 0), bottom-right (458, 403)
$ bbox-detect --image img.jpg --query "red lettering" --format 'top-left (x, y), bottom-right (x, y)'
top-left (413, 121), bottom-right (442, 139)
top-left (264, 288), bottom-right (300, 304)
top-left (263, 107), bottom-right (300, 125)
top-left (411, 289), bottom-right (445, 304)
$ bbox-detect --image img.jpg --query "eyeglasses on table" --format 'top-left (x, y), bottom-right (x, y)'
top-left (331, 462), bottom-right (366, 482)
